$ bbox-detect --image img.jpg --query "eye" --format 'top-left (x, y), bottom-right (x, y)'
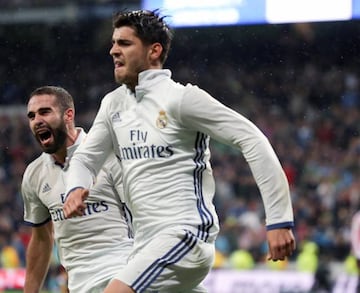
top-left (38, 109), bottom-right (52, 116)
top-left (27, 113), bottom-right (35, 120)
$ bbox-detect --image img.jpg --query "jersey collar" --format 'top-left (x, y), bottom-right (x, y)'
top-left (134, 69), bottom-right (171, 101)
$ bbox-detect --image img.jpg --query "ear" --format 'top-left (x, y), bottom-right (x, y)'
top-left (148, 43), bottom-right (163, 63)
top-left (64, 108), bottom-right (75, 123)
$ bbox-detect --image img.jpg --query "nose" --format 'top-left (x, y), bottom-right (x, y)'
top-left (32, 113), bottom-right (44, 127)
top-left (109, 44), bottom-right (115, 56)
top-left (110, 43), bottom-right (120, 57)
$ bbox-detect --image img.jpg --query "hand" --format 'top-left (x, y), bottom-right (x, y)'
top-left (63, 188), bottom-right (89, 218)
top-left (266, 228), bottom-right (296, 261)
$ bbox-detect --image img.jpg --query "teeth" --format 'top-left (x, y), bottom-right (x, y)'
top-left (37, 130), bottom-right (48, 135)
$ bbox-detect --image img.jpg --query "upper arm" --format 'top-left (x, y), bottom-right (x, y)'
top-left (30, 221), bottom-right (53, 244)
top-left (22, 169), bottom-right (51, 225)
top-left (180, 85), bottom-right (267, 149)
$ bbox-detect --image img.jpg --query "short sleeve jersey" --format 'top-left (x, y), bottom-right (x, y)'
top-left (22, 129), bottom-right (133, 292)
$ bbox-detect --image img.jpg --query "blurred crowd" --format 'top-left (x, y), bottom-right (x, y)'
top-left (1, 16), bottom-right (360, 288)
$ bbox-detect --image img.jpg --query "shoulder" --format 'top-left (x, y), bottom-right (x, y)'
top-left (184, 83), bottom-right (207, 96)
top-left (171, 82), bottom-right (206, 100)
top-left (23, 153), bottom-right (47, 181)
top-left (175, 82), bottom-right (212, 108)
top-left (160, 79), bottom-right (197, 103)
top-left (102, 85), bottom-right (127, 104)
top-left (98, 86), bottom-right (129, 120)
top-left (158, 81), bottom-right (208, 120)
top-left (22, 153), bottom-right (48, 197)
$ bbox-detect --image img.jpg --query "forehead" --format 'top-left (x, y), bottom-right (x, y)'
top-left (27, 94), bottom-right (58, 111)
top-left (112, 26), bottom-right (138, 40)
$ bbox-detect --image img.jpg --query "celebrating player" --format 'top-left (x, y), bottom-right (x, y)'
top-left (63, 10), bottom-right (296, 292)
top-left (22, 86), bottom-right (133, 292)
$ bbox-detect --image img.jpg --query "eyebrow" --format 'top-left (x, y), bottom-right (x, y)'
top-left (112, 37), bottom-right (132, 44)
top-left (27, 107), bottom-right (52, 118)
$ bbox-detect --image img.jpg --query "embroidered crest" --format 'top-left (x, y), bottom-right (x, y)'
top-left (156, 110), bottom-right (168, 129)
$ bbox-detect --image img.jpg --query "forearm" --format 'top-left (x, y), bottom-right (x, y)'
top-left (184, 92), bottom-right (293, 225)
top-left (65, 156), bottom-right (94, 193)
top-left (24, 238), bottom-right (53, 293)
top-left (65, 115), bottom-right (113, 194)
top-left (246, 142), bottom-right (294, 226)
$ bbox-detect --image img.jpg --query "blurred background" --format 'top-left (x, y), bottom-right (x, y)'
top-left (1, 0), bottom-right (360, 292)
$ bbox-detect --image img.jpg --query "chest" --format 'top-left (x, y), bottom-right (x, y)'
top-left (112, 97), bottom-right (181, 150)
top-left (37, 165), bottom-right (66, 210)
top-left (109, 91), bottom-right (202, 163)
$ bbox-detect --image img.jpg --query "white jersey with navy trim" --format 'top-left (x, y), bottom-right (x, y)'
top-left (66, 69), bottom-right (294, 253)
top-left (22, 128), bottom-right (133, 292)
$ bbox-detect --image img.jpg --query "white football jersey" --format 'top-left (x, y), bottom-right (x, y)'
top-left (22, 129), bottom-right (133, 292)
top-left (66, 70), bottom-right (294, 252)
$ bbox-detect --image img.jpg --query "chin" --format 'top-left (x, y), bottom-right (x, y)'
top-left (115, 76), bottom-right (123, 85)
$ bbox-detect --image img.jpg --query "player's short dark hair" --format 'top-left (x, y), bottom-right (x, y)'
top-left (29, 86), bottom-right (75, 114)
top-left (112, 9), bottom-right (173, 64)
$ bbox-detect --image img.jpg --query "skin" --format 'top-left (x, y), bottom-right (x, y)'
top-left (24, 221), bottom-right (53, 293)
top-left (64, 25), bottom-right (296, 293)
top-left (64, 25), bottom-right (156, 293)
top-left (110, 26), bottom-right (163, 92)
top-left (267, 229), bottom-right (296, 262)
top-left (24, 94), bottom-right (78, 292)
top-left (27, 94), bottom-right (78, 164)
top-left (63, 25), bottom-right (164, 220)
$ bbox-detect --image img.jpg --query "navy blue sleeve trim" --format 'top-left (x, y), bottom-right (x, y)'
top-left (23, 216), bottom-right (51, 227)
top-left (266, 221), bottom-right (294, 231)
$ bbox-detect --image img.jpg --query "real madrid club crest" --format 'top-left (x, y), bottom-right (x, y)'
top-left (156, 110), bottom-right (168, 129)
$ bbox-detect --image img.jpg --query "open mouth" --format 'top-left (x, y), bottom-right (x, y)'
top-left (37, 129), bottom-right (52, 144)
top-left (114, 60), bottom-right (124, 68)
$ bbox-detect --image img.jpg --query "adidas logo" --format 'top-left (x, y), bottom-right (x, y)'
top-left (42, 183), bottom-right (51, 193)
top-left (112, 112), bottom-right (121, 122)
